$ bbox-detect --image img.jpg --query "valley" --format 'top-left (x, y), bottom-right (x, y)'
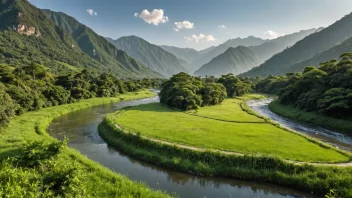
top-left (1, 0), bottom-right (352, 197)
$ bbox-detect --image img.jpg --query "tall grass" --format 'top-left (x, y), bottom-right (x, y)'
top-left (99, 118), bottom-right (352, 197)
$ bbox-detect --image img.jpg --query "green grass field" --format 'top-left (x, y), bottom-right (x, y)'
top-left (113, 95), bottom-right (349, 163)
top-left (0, 90), bottom-right (170, 197)
top-left (269, 100), bottom-right (352, 134)
top-left (186, 95), bottom-right (265, 123)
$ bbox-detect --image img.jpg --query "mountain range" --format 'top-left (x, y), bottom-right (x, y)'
top-left (0, 0), bottom-right (160, 78)
top-left (194, 46), bottom-right (259, 77)
top-left (107, 36), bottom-right (188, 77)
top-left (243, 12), bottom-right (352, 77)
top-left (193, 28), bottom-right (317, 77)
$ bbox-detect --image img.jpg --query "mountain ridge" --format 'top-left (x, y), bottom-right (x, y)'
top-left (108, 35), bottom-right (188, 77)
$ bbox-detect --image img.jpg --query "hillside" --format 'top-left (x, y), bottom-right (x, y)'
top-left (288, 36), bottom-right (352, 72)
top-left (160, 45), bottom-right (200, 64)
top-left (243, 12), bottom-right (352, 77)
top-left (108, 36), bottom-right (188, 77)
top-left (0, 0), bottom-right (160, 78)
top-left (189, 36), bottom-right (266, 72)
top-left (42, 9), bottom-right (161, 78)
top-left (194, 46), bottom-right (259, 77)
top-left (248, 28), bottom-right (318, 63)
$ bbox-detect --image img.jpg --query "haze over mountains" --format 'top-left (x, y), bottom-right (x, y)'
top-left (193, 28), bottom-right (317, 77)
top-left (243, 12), bottom-right (352, 77)
top-left (194, 46), bottom-right (259, 77)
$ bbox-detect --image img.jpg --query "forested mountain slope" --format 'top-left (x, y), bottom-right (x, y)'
top-left (0, 0), bottom-right (160, 78)
top-left (108, 36), bottom-right (188, 77)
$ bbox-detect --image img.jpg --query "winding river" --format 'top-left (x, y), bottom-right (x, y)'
top-left (47, 96), bottom-right (335, 198)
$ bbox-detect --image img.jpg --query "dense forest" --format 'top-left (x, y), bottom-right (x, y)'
top-left (159, 72), bottom-right (251, 110)
top-left (255, 52), bottom-right (352, 119)
top-left (0, 63), bottom-right (163, 130)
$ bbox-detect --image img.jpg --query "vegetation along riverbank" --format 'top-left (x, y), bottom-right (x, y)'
top-left (99, 94), bottom-right (352, 197)
top-left (0, 90), bottom-right (172, 197)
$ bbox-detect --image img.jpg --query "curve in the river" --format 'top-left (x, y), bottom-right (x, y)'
top-left (247, 98), bottom-right (352, 152)
top-left (48, 96), bottom-right (316, 198)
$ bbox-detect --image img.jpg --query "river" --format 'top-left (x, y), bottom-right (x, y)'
top-left (247, 98), bottom-right (352, 152)
top-left (48, 96), bottom-right (318, 198)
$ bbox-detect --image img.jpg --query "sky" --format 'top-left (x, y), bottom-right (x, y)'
top-left (29, 0), bottom-right (352, 50)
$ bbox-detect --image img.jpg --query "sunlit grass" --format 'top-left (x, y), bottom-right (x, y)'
top-left (114, 95), bottom-right (349, 163)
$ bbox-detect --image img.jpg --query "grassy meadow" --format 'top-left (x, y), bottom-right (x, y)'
top-left (113, 95), bottom-right (349, 163)
top-left (0, 90), bottom-right (171, 197)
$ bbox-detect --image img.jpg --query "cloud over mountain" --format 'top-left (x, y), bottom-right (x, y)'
top-left (184, 34), bottom-right (216, 43)
top-left (174, 21), bottom-right (194, 31)
top-left (134, 9), bottom-right (169, 25)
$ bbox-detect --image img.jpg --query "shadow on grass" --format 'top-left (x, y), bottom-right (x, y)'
top-left (0, 147), bottom-right (22, 161)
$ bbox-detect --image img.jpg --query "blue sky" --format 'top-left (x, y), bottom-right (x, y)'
top-left (29, 0), bottom-right (352, 50)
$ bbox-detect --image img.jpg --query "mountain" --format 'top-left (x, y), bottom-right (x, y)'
top-left (288, 36), bottom-right (352, 72)
top-left (194, 46), bottom-right (259, 77)
top-left (0, 0), bottom-right (160, 79)
top-left (160, 45), bottom-right (199, 64)
top-left (108, 36), bottom-right (188, 77)
top-left (242, 12), bottom-right (352, 77)
top-left (42, 9), bottom-right (161, 78)
top-left (248, 28), bottom-right (318, 63)
top-left (189, 36), bottom-right (267, 72)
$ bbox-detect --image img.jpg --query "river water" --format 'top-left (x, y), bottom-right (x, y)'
top-left (48, 96), bottom-right (319, 198)
top-left (247, 98), bottom-right (352, 152)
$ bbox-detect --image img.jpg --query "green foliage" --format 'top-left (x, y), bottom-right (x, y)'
top-left (0, 90), bottom-right (169, 198)
top-left (0, 63), bottom-right (164, 129)
top-left (277, 53), bottom-right (352, 119)
top-left (0, 139), bottom-right (87, 197)
top-left (160, 72), bottom-right (226, 110)
top-left (218, 73), bottom-right (252, 97)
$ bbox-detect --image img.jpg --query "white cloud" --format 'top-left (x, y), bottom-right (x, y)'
top-left (263, 30), bottom-right (284, 39)
top-left (174, 21), bottom-right (194, 32)
top-left (87, 9), bottom-right (97, 16)
top-left (173, 28), bottom-right (180, 32)
top-left (218, 25), bottom-right (226, 29)
top-left (184, 34), bottom-right (217, 43)
top-left (134, 9), bottom-right (169, 25)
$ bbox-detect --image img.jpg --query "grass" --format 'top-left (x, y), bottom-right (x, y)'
top-left (99, 116), bottom-right (352, 197)
top-left (112, 95), bottom-right (349, 163)
top-left (0, 90), bottom-right (171, 197)
top-left (269, 100), bottom-right (352, 134)
top-left (186, 95), bottom-right (265, 123)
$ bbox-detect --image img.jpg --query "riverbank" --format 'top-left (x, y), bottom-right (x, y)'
top-left (269, 100), bottom-right (352, 134)
top-left (0, 90), bottom-right (171, 197)
top-left (99, 95), bottom-right (352, 197)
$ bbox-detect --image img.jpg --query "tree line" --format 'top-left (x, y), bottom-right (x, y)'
top-left (254, 52), bottom-right (352, 119)
top-left (0, 63), bottom-right (163, 130)
top-left (160, 72), bottom-right (251, 110)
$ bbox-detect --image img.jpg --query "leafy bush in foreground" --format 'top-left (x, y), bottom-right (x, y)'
top-left (0, 139), bottom-right (87, 197)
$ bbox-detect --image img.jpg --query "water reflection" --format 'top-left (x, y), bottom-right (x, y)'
top-left (48, 97), bottom-right (316, 198)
